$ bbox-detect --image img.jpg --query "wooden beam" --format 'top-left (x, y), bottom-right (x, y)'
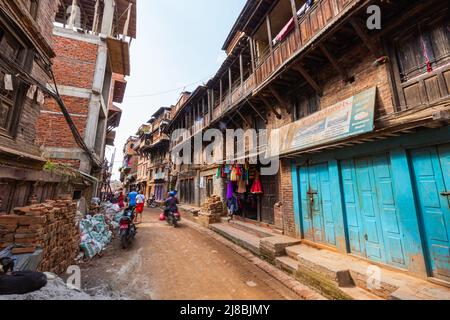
top-left (239, 54), bottom-right (244, 87)
top-left (290, 0), bottom-right (300, 40)
top-left (319, 44), bottom-right (349, 81)
top-left (246, 98), bottom-right (269, 123)
top-left (249, 37), bottom-right (256, 74)
top-left (236, 109), bottom-right (251, 128)
top-left (92, 0), bottom-right (100, 34)
top-left (291, 64), bottom-right (322, 95)
top-left (349, 18), bottom-right (379, 58)
top-left (122, 3), bottom-right (133, 38)
top-left (268, 86), bottom-right (291, 114)
top-left (219, 79), bottom-right (223, 104)
top-left (259, 96), bottom-right (282, 119)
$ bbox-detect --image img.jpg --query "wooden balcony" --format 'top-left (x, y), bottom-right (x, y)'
top-left (213, 74), bottom-right (256, 121)
top-left (254, 0), bottom-right (358, 90)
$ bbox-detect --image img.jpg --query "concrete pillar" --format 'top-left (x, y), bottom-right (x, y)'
top-left (85, 45), bottom-right (108, 150)
top-left (101, 0), bottom-right (115, 36)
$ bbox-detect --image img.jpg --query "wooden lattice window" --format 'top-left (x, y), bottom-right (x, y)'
top-left (395, 15), bottom-right (450, 83)
top-left (0, 22), bottom-right (29, 136)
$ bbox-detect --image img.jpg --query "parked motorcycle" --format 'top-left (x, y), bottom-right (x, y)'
top-left (147, 198), bottom-right (158, 208)
top-left (119, 207), bottom-right (137, 249)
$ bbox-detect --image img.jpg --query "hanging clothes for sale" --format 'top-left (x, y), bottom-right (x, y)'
top-left (237, 178), bottom-right (246, 194)
top-left (226, 181), bottom-right (234, 199)
top-left (251, 172), bottom-right (263, 194)
top-left (216, 165), bottom-right (222, 179)
top-left (230, 164), bottom-right (238, 182)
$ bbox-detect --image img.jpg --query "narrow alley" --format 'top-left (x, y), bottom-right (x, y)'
top-left (81, 208), bottom-right (304, 300)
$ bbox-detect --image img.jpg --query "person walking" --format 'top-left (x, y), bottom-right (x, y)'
top-left (135, 191), bottom-right (146, 224)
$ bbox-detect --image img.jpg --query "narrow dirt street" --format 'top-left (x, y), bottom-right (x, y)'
top-left (80, 208), bottom-right (302, 300)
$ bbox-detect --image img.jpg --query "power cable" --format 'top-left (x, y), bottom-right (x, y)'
top-left (124, 75), bottom-right (213, 99)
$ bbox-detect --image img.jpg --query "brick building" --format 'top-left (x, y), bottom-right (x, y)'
top-left (0, 0), bottom-right (61, 213)
top-left (36, 0), bottom-right (136, 199)
top-left (134, 107), bottom-right (172, 202)
top-left (120, 136), bottom-right (138, 193)
top-left (156, 0), bottom-right (450, 284)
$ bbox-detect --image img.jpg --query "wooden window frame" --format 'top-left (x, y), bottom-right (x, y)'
top-left (0, 15), bottom-right (34, 139)
top-left (386, 8), bottom-right (450, 111)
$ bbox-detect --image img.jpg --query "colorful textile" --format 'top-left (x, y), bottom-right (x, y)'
top-left (226, 181), bottom-right (234, 199)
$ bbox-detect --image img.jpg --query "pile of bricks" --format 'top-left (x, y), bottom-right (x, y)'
top-left (0, 200), bottom-right (80, 274)
top-left (198, 196), bottom-right (224, 227)
top-left (201, 195), bottom-right (224, 216)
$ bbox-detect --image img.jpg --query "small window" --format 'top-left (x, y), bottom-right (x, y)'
top-left (206, 177), bottom-right (214, 198)
top-left (294, 91), bottom-right (319, 121)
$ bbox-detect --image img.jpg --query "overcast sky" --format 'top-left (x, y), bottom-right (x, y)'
top-left (107, 0), bottom-right (246, 180)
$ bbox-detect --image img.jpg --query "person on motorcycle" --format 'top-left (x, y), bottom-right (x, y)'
top-left (127, 188), bottom-right (138, 211)
top-left (164, 191), bottom-right (179, 217)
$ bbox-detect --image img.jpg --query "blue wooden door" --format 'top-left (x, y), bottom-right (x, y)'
top-left (299, 163), bottom-right (337, 247)
top-left (411, 144), bottom-right (450, 281)
top-left (341, 154), bottom-right (408, 269)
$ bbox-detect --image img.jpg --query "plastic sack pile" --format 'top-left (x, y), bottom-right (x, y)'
top-left (79, 214), bottom-right (113, 259)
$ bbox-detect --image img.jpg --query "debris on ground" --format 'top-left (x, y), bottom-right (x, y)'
top-left (79, 202), bottom-right (122, 260)
top-left (0, 273), bottom-right (118, 300)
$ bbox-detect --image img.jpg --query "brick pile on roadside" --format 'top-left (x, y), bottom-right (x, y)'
top-left (201, 195), bottom-right (224, 216)
top-left (0, 200), bottom-right (80, 274)
top-left (198, 196), bottom-right (224, 227)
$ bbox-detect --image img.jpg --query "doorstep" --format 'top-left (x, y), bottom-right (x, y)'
top-left (209, 219), bottom-right (450, 300)
top-left (209, 220), bottom-right (373, 300)
top-left (285, 244), bottom-right (450, 300)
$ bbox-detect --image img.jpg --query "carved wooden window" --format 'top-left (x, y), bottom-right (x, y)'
top-left (389, 9), bottom-right (450, 109)
top-left (0, 22), bottom-right (29, 136)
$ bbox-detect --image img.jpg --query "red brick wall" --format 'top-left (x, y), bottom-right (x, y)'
top-left (36, 112), bottom-right (87, 149)
top-left (51, 36), bottom-right (98, 89)
top-left (50, 159), bottom-right (81, 170)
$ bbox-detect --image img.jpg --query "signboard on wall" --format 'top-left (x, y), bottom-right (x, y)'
top-left (268, 87), bottom-right (377, 157)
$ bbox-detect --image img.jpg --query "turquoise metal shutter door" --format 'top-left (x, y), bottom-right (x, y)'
top-left (411, 144), bottom-right (450, 281)
top-left (299, 163), bottom-right (337, 247)
top-left (341, 155), bottom-right (408, 268)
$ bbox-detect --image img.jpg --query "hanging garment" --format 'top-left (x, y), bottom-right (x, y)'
top-left (216, 166), bottom-right (221, 179)
top-left (224, 165), bottom-right (232, 174)
top-left (4, 74), bottom-right (13, 91)
top-left (230, 165), bottom-right (238, 182)
top-left (26, 85), bottom-right (37, 100)
top-left (226, 181), bottom-right (234, 199)
top-left (237, 178), bottom-right (247, 194)
top-left (250, 173), bottom-right (263, 194)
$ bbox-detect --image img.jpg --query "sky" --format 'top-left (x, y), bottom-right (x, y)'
top-left (107, 0), bottom-right (246, 180)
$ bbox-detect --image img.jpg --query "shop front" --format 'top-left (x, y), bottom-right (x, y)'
top-left (291, 127), bottom-right (450, 281)
top-left (272, 87), bottom-right (450, 280)
top-left (216, 161), bottom-right (279, 225)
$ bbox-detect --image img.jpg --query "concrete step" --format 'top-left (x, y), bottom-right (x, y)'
top-left (209, 223), bottom-right (261, 256)
top-left (275, 256), bottom-right (298, 275)
top-left (228, 220), bottom-right (276, 238)
top-left (340, 286), bottom-right (384, 300)
top-left (286, 245), bottom-right (302, 260)
top-left (287, 244), bottom-right (450, 300)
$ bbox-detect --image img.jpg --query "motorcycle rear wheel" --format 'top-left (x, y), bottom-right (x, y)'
top-left (121, 234), bottom-right (128, 249)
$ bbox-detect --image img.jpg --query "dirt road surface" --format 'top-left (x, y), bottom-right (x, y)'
top-left (81, 208), bottom-right (302, 300)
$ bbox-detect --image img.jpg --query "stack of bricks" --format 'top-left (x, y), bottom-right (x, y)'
top-left (0, 200), bottom-right (80, 274)
top-left (198, 196), bottom-right (224, 227)
top-left (201, 195), bottom-right (224, 216)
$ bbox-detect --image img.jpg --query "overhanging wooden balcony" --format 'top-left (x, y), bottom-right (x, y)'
top-left (253, 0), bottom-right (361, 93)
